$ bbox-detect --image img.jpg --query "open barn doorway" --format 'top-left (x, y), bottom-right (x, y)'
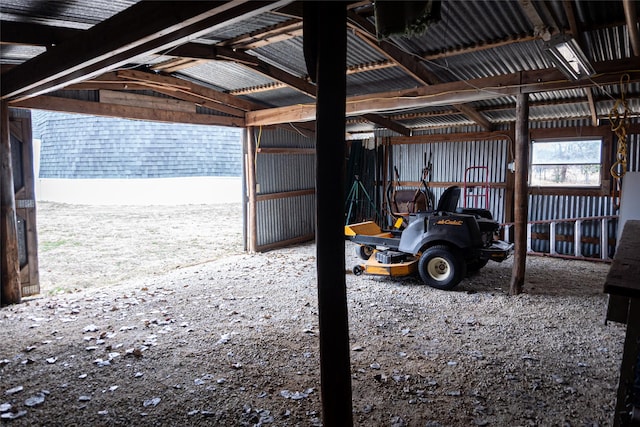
top-left (29, 110), bottom-right (245, 295)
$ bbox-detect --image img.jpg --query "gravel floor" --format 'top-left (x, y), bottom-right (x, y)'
top-left (0, 203), bottom-right (625, 426)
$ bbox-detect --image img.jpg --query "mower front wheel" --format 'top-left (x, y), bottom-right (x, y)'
top-left (418, 245), bottom-right (466, 290)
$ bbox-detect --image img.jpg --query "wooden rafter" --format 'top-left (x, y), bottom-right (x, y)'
top-left (623, 0), bottom-right (640, 56)
top-left (421, 35), bottom-right (539, 61)
top-left (245, 59), bottom-right (640, 126)
top-left (518, 0), bottom-right (557, 40)
top-left (1, 1), bottom-right (292, 101)
top-left (229, 82), bottom-right (287, 95)
top-left (150, 57), bottom-right (208, 73)
top-left (218, 18), bottom-right (303, 50)
top-left (346, 10), bottom-right (492, 131)
top-left (361, 113), bottom-right (411, 136)
top-left (563, 0), bottom-right (599, 126)
top-left (346, 11), bottom-right (441, 85)
top-left (11, 95), bottom-right (244, 127)
top-left (117, 69), bottom-right (262, 112)
top-left (0, 20), bottom-right (82, 46)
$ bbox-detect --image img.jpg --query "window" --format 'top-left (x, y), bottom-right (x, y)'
top-left (530, 138), bottom-right (602, 187)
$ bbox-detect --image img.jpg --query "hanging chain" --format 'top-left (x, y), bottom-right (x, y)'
top-left (609, 74), bottom-right (630, 210)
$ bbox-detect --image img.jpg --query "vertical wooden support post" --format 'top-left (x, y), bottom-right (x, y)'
top-left (307, 2), bottom-right (353, 425)
top-left (0, 102), bottom-right (21, 305)
top-left (246, 127), bottom-right (257, 253)
top-left (509, 94), bottom-right (529, 296)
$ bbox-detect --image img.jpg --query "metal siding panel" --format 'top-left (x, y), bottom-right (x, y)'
top-left (253, 128), bottom-right (316, 248)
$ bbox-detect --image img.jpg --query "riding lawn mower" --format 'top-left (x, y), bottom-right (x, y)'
top-left (345, 186), bottom-right (513, 290)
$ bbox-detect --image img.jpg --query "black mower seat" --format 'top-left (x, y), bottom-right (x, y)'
top-left (436, 185), bottom-right (461, 212)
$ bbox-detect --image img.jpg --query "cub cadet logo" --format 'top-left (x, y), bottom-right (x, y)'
top-left (435, 219), bottom-right (464, 226)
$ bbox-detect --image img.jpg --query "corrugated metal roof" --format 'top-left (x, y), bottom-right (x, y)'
top-left (0, 0), bottom-right (138, 28)
top-left (1, 0), bottom-right (637, 132)
top-left (0, 45), bottom-right (46, 64)
top-left (347, 67), bottom-right (419, 97)
top-left (197, 11), bottom-right (294, 43)
top-left (242, 86), bottom-right (314, 108)
top-left (392, 0), bottom-right (535, 54)
top-left (587, 25), bottom-right (633, 62)
top-left (250, 37), bottom-right (307, 77)
top-left (177, 61), bottom-right (276, 92)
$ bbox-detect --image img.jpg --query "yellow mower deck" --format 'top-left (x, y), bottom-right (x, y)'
top-left (354, 250), bottom-right (419, 277)
top-left (346, 222), bottom-right (418, 278)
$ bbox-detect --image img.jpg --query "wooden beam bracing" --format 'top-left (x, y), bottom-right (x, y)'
top-left (623, 0), bottom-right (640, 56)
top-left (11, 95), bottom-right (244, 127)
top-left (246, 59), bottom-right (640, 126)
top-left (218, 18), bottom-right (303, 50)
top-left (1, 1), bottom-right (291, 101)
top-left (361, 113), bottom-right (412, 136)
top-left (346, 11), bottom-right (491, 130)
top-left (117, 69), bottom-right (261, 112)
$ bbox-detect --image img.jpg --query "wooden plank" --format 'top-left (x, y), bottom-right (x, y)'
top-left (361, 113), bottom-right (411, 136)
top-left (0, 102), bottom-right (21, 305)
top-left (148, 87), bottom-right (247, 117)
top-left (612, 297), bottom-right (640, 427)
top-left (10, 96), bottom-right (244, 127)
top-left (0, 20), bottom-right (82, 46)
top-left (257, 147), bottom-right (315, 155)
top-left (245, 60), bottom-right (640, 126)
top-left (255, 233), bottom-right (315, 252)
top-left (99, 90), bottom-right (195, 113)
top-left (219, 18), bottom-right (303, 50)
top-left (1, 1), bottom-right (288, 100)
top-left (12, 116), bottom-right (39, 296)
top-left (256, 188), bottom-right (315, 201)
top-left (117, 69), bottom-right (261, 112)
top-left (391, 131), bottom-right (511, 145)
top-left (604, 220), bottom-right (640, 298)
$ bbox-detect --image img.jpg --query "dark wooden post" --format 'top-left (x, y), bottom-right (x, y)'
top-left (0, 102), bottom-right (22, 305)
top-left (509, 94), bottom-right (530, 296)
top-left (306, 2), bottom-right (353, 425)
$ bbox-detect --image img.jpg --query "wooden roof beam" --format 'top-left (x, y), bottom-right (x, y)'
top-left (346, 11), bottom-right (442, 85)
top-left (0, 20), bottom-right (81, 46)
top-left (361, 113), bottom-right (412, 136)
top-left (562, 0), bottom-right (599, 126)
top-left (116, 69), bottom-right (262, 112)
top-left (11, 95), bottom-right (244, 127)
top-left (1, 0), bottom-right (292, 101)
top-left (245, 58), bottom-right (640, 126)
top-left (170, 43), bottom-right (316, 97)
top-left (347, 10), bottom-right (493, 131)
top-left (218, 18), bottom-right (303, 50)
top-left (518, 0), bottom-right (557, 41)
top-left (623, 0), bottom-right (640, 56)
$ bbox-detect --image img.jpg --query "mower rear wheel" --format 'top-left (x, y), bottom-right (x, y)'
top-left (418, 245), bottom-right (466, 290)
top-left (356, 245), bottom-right (374, 260)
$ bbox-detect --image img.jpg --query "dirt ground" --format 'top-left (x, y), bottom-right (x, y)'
top-left (0, 202), bottom-right (625, 426)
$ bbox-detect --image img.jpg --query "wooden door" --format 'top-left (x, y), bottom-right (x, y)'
top-left (10, 112), bottom-right (39, 296)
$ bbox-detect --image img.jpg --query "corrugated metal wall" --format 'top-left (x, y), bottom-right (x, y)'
top-left (377, 118), bottom-right (639, 260)
top-left (382, 126), bottom-right (510, 223)
top-left (252, 126), bottom-right (316, 249)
